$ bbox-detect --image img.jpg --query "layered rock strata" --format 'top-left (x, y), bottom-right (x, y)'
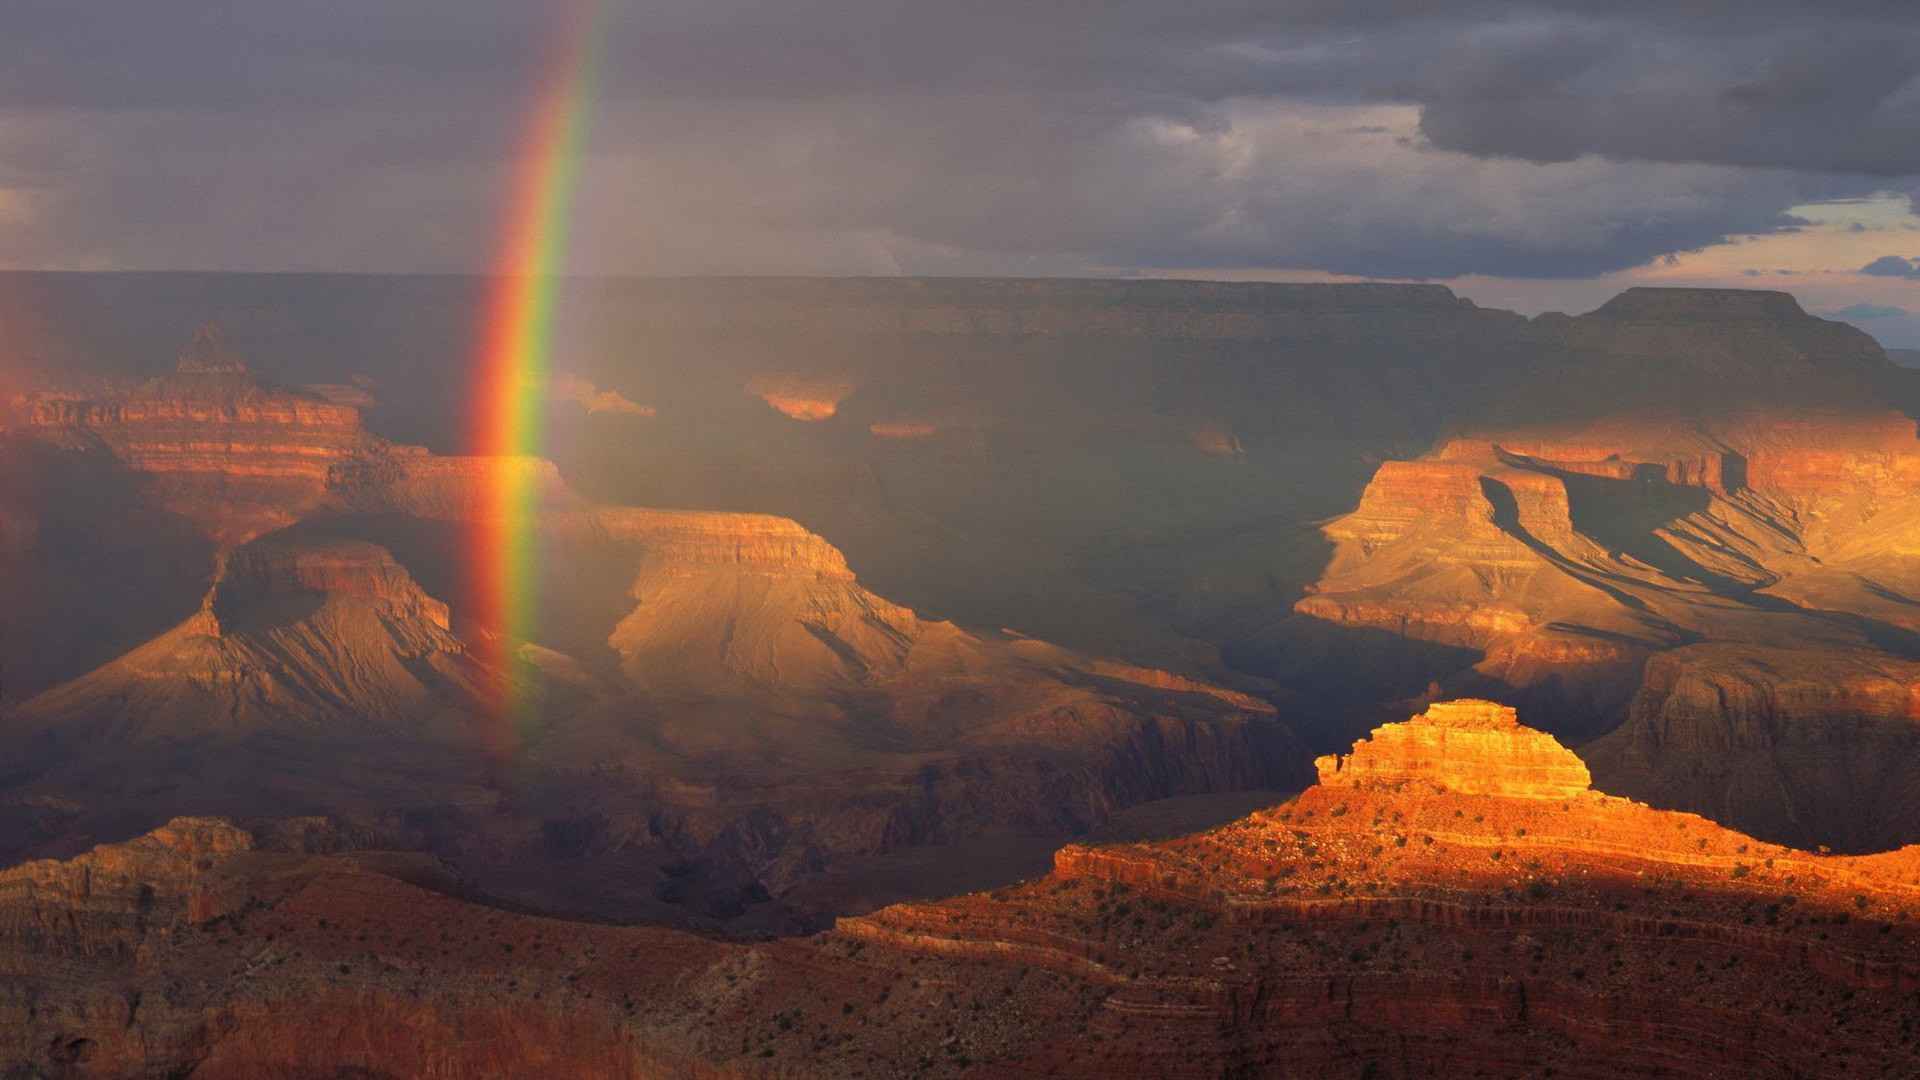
top-left (1278, 290), bottom-right (1920, 825)
top-left (8, 705), bottom-right (1919, 1077)
top-left (2, 327), bottom-right (1304, 928)
top-left (1314, 699), bottom-right (1592, 800)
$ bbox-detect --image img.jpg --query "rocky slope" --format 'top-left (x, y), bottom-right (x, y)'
top-left (0, 328), bottom-right (1301, 929)
top-left (1270, 289), bottom-right (1920, 847)
top-left (7, 702), bottom-right (1917, 1078)
top-left (1586, 644), bottom-right (1920, 851)
top-left (533, 277), bottom-right (1541, 673)
top-left (12, 279), bottom-right (1920, 892)
top-left (11, 324), bottom-right (374, 548)
top-left (829, 701), bottom-right (1920, 1076)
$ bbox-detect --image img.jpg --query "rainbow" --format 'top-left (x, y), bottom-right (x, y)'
top-left (467, 0), bottom-right (605, 729)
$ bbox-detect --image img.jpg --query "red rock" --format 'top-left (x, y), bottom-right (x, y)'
top-left (746, 373), bottom-right (855, 420)
top-left (14, 706), bottom-right (1920, 1076)
top-left (1314, 699), bottom-right (1592, 800)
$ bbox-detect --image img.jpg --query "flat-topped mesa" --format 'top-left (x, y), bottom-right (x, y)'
top-left (1589, 287), bottom-right (1809, 323)
top-left (215, 536), bottom-right (452, 630)
top-left (1325, 460), bottom-right (1494, 547)
top-left (592, 507), bottom-right (856, 579)
top-left (1322, 459), bottom-right (1572, 557)
top-left (1542, 287), bottom-right (1894, 412)
top-left (1314, 699), bottom-right (1592, 800)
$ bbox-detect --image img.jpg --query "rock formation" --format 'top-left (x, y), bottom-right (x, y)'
top-left (1586, 644), bottom-right (1920, 851)
top-left (828, 702), bottom-right (1920, 1076)
top-left (746, 372), bottom-right (856, 420)
top-left (1264, 289), bottom-right (1920, 848)
top-left (0, 326), bottom-right (1302, 929)
top-left (12, 277), bottom-right (1920, 913)
top-left (7, 704), bottom-right (1918, 1077)
top-left (1315, 699), bottom-right (1592, 800)
top-left (13, 531), bottom-right (483, 743)
top-left (17, 330), bottom-right (371, 548)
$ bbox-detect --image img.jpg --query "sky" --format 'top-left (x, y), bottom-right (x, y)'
top-left (1, 1), bottom-right (1918, 344)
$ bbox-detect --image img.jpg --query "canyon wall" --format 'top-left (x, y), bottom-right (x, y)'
top-left (9, 704), bottom-right (1916, 1077)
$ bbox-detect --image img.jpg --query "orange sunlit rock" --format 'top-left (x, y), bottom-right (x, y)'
top-left (15, 703), bottom-right (1918, 1076)
top-left (1314, 699), bottom-right (1591, 800)
top-left (746, 373), bottom-right (855, 420)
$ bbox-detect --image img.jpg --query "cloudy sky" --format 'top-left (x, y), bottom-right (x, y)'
top-left (3, 1), bottom-right (1919, 343)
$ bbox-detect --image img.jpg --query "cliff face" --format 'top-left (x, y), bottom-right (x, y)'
top-left (10, 705), bottom-right (1917, 1078)
top-left (217, 534), bottom-right (453, 624)
top-left (1263, 290), bottom-right (1920, 843)
top-left (0, 817), bottom-right (255, 957)
top-left (1586, 645), bottom-right (1920, 851)
top-left (1506, 287), bottom-right (1895, 426)
top-left (14, 279), bottom-right (1920, 930)
top-left (596, 507), bottom-right (940, 694)
top-left (1314, 700), bottom-right (1591, 800)
top-left (1296, 459), bottom-right (1596, 651)
top-left (15, 334), bottom-right (370, 548)
top-left (596, 507), bottom-right (859, 579)
top-left (1, 325), bottom-right (1305, 930)
top-left (0, 817), bottom-right (736, 1078)
top-left (4, 492), bottom-right (1299, 929)
top-left (824, 701), bottom-right (1920, 1077)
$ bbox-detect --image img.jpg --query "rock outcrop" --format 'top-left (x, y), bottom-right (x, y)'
top-left (8, 529), bottom-right (486, 760)
top-left (8, 706), bottom-right (1919, 1078)
top-left (1586, 644), bottom-right (1920, 851)
top-left (1, 326), bottom-right (1304, 929)
top-left (825, 702), bottom-right (1920, 1077)
top-left (1314, 699), bottom-right (1592, 800)
top-left (17, 327), bottom-right (370, 547)
top-left (746, 372), bottom-right (856, 421)
top-left (1266, 289), bottom-right (1920, 837)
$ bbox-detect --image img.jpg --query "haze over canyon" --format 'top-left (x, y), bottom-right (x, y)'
top-left (2, 274), bottom-right (1920, 1075)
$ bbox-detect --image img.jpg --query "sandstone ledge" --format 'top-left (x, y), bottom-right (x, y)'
top-left (1314, 699), bottom-right (1592, 800)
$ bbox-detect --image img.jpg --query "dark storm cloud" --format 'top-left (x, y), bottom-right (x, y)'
top-left (0, 1), bottom-right (1916, 276)
top-left (1412, 17), bottom-right (1920, 176)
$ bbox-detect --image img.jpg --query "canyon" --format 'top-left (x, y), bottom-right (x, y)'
top-left (0, 324), bottom-right (1299, 932)
top-left (6, 275), bottom-right (1920, 1074)
top-left (8, 279), bottom-right (1920, 857)
top-left (1258, 288), bottom-right (1920, 849)
top-left (4, 701), bottom-right (1916, 1077)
